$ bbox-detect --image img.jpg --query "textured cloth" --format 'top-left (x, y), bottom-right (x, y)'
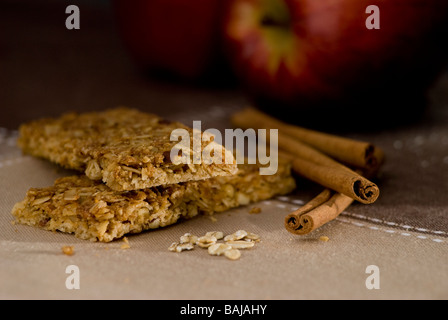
top-left (1, 124), bottom-right (448, 299)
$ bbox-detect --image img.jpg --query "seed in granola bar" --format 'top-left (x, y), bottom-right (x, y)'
top-left (32, 196), bottom-right (51, 205)
top-left (86, 160), bottom-right (102, 180)
top-left (63, 189), bottom-right (80, 201)
top-left (236, 192), bottom-right (250, 205)
top-left (222, 184), bottom-right (235, 197)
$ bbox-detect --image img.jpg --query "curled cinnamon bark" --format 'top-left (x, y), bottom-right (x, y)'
top-left (278, 147), bottom-right (379, 205)
top-left (285, 189), bottom-right (333, 232)
top-left (285, 189), bottom-right (354, 235)
top-left (231, 107), bottom-right (385, 235)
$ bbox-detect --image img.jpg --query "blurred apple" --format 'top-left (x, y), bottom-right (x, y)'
top-left (223, 0), bottom-right (448, 127)
top-left (113, 0), bottom-right (226, 81)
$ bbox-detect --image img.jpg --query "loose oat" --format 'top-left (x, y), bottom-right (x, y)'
top-left (168, 242), bottom-right (179, 252)
top-left (225, 240), bottom-right (255, 249)
top-left (205, 231), bottom-right (224, 240)
top-left (224, 230), bottom-right (248, 241)
top-left (319, 236), bottom-right (330, 242)
top-left (168, 242), bottom-right (194, 252)
top-left (168, 229), bottom-right (261, 260)
top-left (196, 235), bottom-right (217, 248)
top-left (208, 243), bottom-right (232, 256)
top-left (177, 243), bottom-right (195, 252)
top-left (180, 233), bottom-right (198, 245)
top-left (224, 249), bottom-right (241, 260)
top-left (244, 232), bottom-right (261, 242)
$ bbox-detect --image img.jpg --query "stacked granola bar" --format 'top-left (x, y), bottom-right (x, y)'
top-left (12, 108), bottom-right (296, 242)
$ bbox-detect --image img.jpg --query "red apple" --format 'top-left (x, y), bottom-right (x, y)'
top-left (223, 0), bottom-right (448, 127)
top-left (113, 0), bottom-right (226, 81)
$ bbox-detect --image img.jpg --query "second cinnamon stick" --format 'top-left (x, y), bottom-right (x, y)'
top-left (285, 190), bottom-right (354, 235)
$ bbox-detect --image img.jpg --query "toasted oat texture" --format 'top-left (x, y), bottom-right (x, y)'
top-left (224, 249), bottom-right (241, 260)
top-left (17, 107), bottom-right (237, 191)
top-left (12, 162), bottom-right (296, 242)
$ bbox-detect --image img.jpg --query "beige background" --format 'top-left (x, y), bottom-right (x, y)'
top-left (1, 142), bottom-right (447, 299)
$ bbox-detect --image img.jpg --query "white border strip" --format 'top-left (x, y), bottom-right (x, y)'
top-left (336, 216), bottom-right (445, 244)
top-left (341, 211), bottom-right (448, 236)
top-left (275, 195), bottom-right (447, 241)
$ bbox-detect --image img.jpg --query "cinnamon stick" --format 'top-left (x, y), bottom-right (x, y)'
top-left (277, 142), bottom-right (379, 205)
top-left (284, 189), bottom-right (333, 232)
top-left (292, 157), bottom-right (379, 204)
top-left (230, 107), bottom-right (384, 234)
top-left (285, 190), bottom-right (354, 235)
top-left (231, 107), bottom-right (384, 171)
top-left (283, 160), bottom-right (381, 235)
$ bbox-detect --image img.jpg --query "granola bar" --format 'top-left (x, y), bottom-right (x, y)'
top-left (17, 108), bottom-right (237, 191)
top-left (12, 162), bottom-right (296, 242)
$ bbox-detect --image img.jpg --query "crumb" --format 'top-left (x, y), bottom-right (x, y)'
top-left (62, 245), bottom-right (74, 256)
top-left (249, 207), bottom-right (262, 214)
top-left (209, 216), bottom-right (218, 223)
top-left (319, 236), bottom-right (330, 242)
top-left (120, 237), bottom-right (130, 249)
